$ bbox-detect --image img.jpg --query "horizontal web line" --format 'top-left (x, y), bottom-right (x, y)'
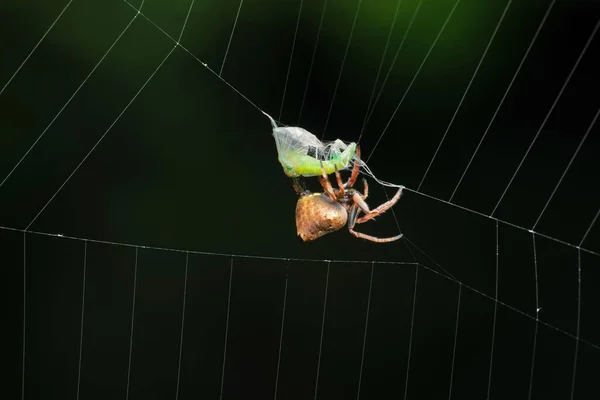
top-left (3, 223), bottom-right (598, 353)
top-left (420, 246), bottom-right (600, 353)
top-left (0, 224), bottom-right (414, 265)
top-left (404, 187), bottom-right (599, 257)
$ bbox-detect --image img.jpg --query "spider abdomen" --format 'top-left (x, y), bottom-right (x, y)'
top-left (295, 193), bottom-right (347, 241)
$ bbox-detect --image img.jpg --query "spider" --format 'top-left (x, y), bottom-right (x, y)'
top-left (292, 146), bottom-right (404, 243)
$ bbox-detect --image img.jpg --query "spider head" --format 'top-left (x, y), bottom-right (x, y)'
top-left (295, 192), bottom-right (347, 241)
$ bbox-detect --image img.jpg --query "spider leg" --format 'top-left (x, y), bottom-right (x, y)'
top-left (292, 177), bottom-right (305, 195)
top-left (347, 203), bottom-right (402, 243)
top-left (334, 164), bottom-right (345, 196)
top-left (344, 145), bottom-right (361, 189)
top-left (351, 192), bottom-right (371, 215)
top-left (349, 229), bottom-right (403, 243)
top-left (361, 178), bottom-right (368, 200)
top-left (356, 186), bottom-right (403, 224)
top-left (318, 161), bottom-right (337, 201)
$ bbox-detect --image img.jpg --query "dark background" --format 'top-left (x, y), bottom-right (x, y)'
top-left (1, 0), bottom-right (599, 399)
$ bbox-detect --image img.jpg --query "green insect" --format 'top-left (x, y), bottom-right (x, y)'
top-left (263, 111), bottom-right (357, 178)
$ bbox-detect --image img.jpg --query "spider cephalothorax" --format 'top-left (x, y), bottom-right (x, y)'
top-left (293, 146), bottom-right (404, 243)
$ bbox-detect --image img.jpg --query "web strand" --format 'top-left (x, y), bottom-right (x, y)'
top-left (355, 262), bottom-right (374, 400)
top-left (406, 229), bottom-right (598, 352)
top-left (322, 0), bottom-right (362, 138)
top-left (313, 262), bottom-right (330, 400)
top-left (219, 258), bottom-right (233, 400)
top-left (125, 0), bottom-right (597, 257)
top-left (76, 240), bottom-right (87, 400)
top-left (125, 247), bottom-right (139, 400)
top-left (528, 233), bottom-right (540, 400)
top-left (174, 252), bottom-right (189, 400)
top-left (178, 0), bottom-right (195, 44)
top-left (0, 0), bottom-right (74, 97)
top-left (532, 103), bottom-right (600, 231)
top-left (9, 5), bottom-right (593, 394)
top-left (402, 234), bottom-right (456, 281)
top-left (220, 0), bottom-right (244, 76)
top-left (25, 0), bottom-right (202, 231)
top-left (418, 0), bottom-right (513, 191)
top-left (129, 2), bottom-right (270, 118)
top-left (385, 190), bottom-right (420, 266)
top-left (360, 0), bottom-right (423, 140)
top-left (355, 1), bottom-right (430, 282)
top-left (357, 0), bottom-right (403, 142)
top-left (9, 225), bottom-right (600, 359)
top-left (365, 0), bottom-right (461, 164)
top-left (279, 0), bottom-right (304, 121)
top-left (570, 248), bottom-right (582, 400)
top-left (273, 263), bottom-right (289, 400)
top-left (2, 224), bottom-right (417, 265)
top-left (25, 45), bottom-right (175, 231)
top-left (448, 284), bottom-right (462, 400)
top-left (298, 0), bottom-right (327, 124)
top-left (449, 0), bottom-right (556, 202)
top-left (579, 206), bottom-right (599, 248)
top-left (381, 183), bottom-right (456, 281)
top-left (0, 2), bottom-right (144, 190)
top-left (491, 16), bottom-right (600, 216)
top-left (4, 0), bottom-right (600, 364)
top-left (21, 234), bottom-right (26, 400)
top-left (403, 265), bottom-right (418, 400)
top-left (116, 0), bottom-right (597, 257)
top-left (486, 220), bottom-right (500, 400)
top-left (120, 1), bottom-right (270, 120)
top-left (401, 187), bottom-right (599, 257)
top-left (7, 2), bottom-right (600, 398)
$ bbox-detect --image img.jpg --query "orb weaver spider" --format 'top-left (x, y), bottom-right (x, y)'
top-left (292, 146), bottom-right (404, 243)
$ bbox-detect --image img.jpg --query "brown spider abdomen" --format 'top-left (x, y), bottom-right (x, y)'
top-left (296, 193), bottom-right (348, 242)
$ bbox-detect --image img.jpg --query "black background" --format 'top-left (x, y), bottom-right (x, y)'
top-left (1, 0), bottom-right (599, 399)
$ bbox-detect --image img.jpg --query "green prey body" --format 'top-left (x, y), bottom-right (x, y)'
top-left (263, 110), bottom-right (357, 178)
top-left (278, 142), bottom-right (357, 178)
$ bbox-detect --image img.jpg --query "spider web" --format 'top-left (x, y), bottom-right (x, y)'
top-left (1, 0), bottom-right (599, 399)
